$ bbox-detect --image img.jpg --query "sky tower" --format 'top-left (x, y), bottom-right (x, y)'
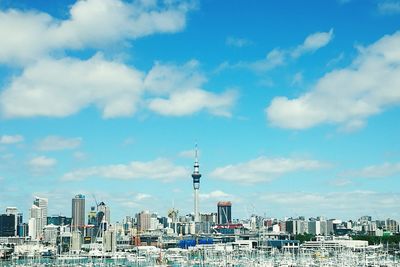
top-left (192, 144), bottom-right (201, 222)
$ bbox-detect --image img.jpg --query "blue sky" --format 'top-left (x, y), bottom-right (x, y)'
top-left (1, 0), bottom-right (400, 222)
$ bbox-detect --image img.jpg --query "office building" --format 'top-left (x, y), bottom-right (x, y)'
top-left (137, 211), bottom-right (151, 232)
top-left (5, 207), bottom-right (20, 236)
top-left (0, 213), bottom-right (15, 237)
top-left (47, 215), bottom-right (72, 226)
top-left (88, 206), bottom-right (97, 225)
top-left (72, 194), bottom-right (85, 232)
top-left (217, 201), bottom-right (232, 225)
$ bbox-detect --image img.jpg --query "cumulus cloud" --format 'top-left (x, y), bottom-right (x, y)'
top-left (0, 55), bottom-right (144, 118)
top-left (0, 1), bottom-right (237, 119)
top-left (0, 0), bottom-right (193, 64)
top-left (37, 136), bottom-right (82, 151)
top-left (343, 162), bottom-right (400, 179)
top-left (210, 156), bottom-right (327, 184)
top-left (148, 88), bottom-right (237, 117)
top-left (145, 61), bottom-right (237, 117)
top-left (266, 31), bottom-right (400, 130)
top-left (0, 55), bottom-right (235, 118)
top-left (29, 156), bottom-right (57, 169)
top-left (0, 134), bottom-right (24, 144)
top-left (62, 158), bottom-right (189, 181)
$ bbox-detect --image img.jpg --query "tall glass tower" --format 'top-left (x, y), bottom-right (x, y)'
top-left (192, 144), bottom-right (201, 222)
top-left (72, 194), bottom-right (85, 232)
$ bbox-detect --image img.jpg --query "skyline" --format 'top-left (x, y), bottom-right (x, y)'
top-left (1, 0), bottom-right (400, 221)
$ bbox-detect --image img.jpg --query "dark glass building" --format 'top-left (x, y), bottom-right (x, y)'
top-left (0, 214), bottom-right (16, 237)
top-left (217, 201), bottom-right (232, 225)
top-left (47, 215), bottom-right (72, 226)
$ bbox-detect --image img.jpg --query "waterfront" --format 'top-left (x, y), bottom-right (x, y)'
top-left (1, 245), bottom-right (400, 267)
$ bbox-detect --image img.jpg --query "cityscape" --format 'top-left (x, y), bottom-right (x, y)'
top-left (1, 151), bottom-right (400, 265)
top-left (1, 0), bottom-right (400, 266)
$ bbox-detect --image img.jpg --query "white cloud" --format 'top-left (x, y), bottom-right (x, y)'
top-left (148, 88), bottom-right (237, 117)
top-left (29, 156), bottom-right (57, 169)
top-left (145, 61), bottom-right (237, 117)
top-left (210, 156), bottom-right (327, 184)
top-left (291, 29), bottom-right (334, 58)
top-left (226, 36), bottom-right (252, 48)
top-left (378, 1), bottom-right (400, 15)
top-left (0, 56), bottom-right (235, 118)
top-left (37, 136), bottom-right (82, 151)
top-left (247, 49), bottom-right (286, 72)
top-left (144, 60), bottom-right (205, 96)
top-left (344, 162), bottom-right (400, 179)
top-left (0, 134), bottom-right (24, 144)
top-left (62, 158), bottom-right (189, 181)
top-left (221, 30), bottom-right (332, 73)
top-left (266, 30), bottom-right (400, 130)
top-left (0, 0), bottom-right (193, 64)
top-left (199, 190), bottom-right (231, 200)
top-left (0, 55), bottom-right (144, 118)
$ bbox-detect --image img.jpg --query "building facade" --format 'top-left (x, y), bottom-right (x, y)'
top-left (217, 201), bottom-right (232, 225)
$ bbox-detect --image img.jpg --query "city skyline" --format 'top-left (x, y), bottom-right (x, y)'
top-left (1, 0), bottom-right (400, 221)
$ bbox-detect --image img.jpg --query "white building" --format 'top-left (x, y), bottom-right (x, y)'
top-left (43, 224), bottom-right (58, 244)
top-left (29, 205), bottom-right (43, 240)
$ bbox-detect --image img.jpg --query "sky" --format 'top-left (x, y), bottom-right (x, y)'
top-left (1, 0), bottom-right (400, 223)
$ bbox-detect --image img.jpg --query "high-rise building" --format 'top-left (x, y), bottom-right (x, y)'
top-left (17, 223), bottom-right (29, 237)
top-left (72, 194), bottom-right (85, 232)
top-left (88, 206), bottom-right (97, 225)
top-left (191, 144), bottom-right (202, 222)
top-left (217, 201), bottom-right (232, 225)
top-left (137, 211), bottom-right (151, 232)
top-left (5, 207), bottom-right (19, 236)
top-left (28, 196), bottom-right (48, 240)
top-left (29, 205), bottom-right (43, 240)
top-left (97, 202), bottom-right (110, 224)
top-left (33, 197), bottom-right (48, 223)
top-left (0, 213), bottom-right (16, 237)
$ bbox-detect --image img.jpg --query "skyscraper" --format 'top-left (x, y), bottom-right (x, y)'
top-left (5, 207), bottom-right (18, 236)
top-left (33, 196), bottom-right (48, 226)
top-left (29, 205), bottom-right (42, 240)
top-left (217, 201), bottom-right (232, 225)
top-left (72, 194), bottom-right (85, 232)
top-left (191, 144), bottom-right (201, 222)
top-left (30, 196), bottom-right (48, 240)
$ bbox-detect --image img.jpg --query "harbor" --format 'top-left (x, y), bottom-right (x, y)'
top-left (2, 235), bottom-right (400, 266)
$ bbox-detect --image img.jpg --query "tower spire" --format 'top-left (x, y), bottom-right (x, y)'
top-left (192, 143), bottom-right (201, 223)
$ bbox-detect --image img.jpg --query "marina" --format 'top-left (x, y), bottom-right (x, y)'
top-left (2, 241), bottom-right (400, 266)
